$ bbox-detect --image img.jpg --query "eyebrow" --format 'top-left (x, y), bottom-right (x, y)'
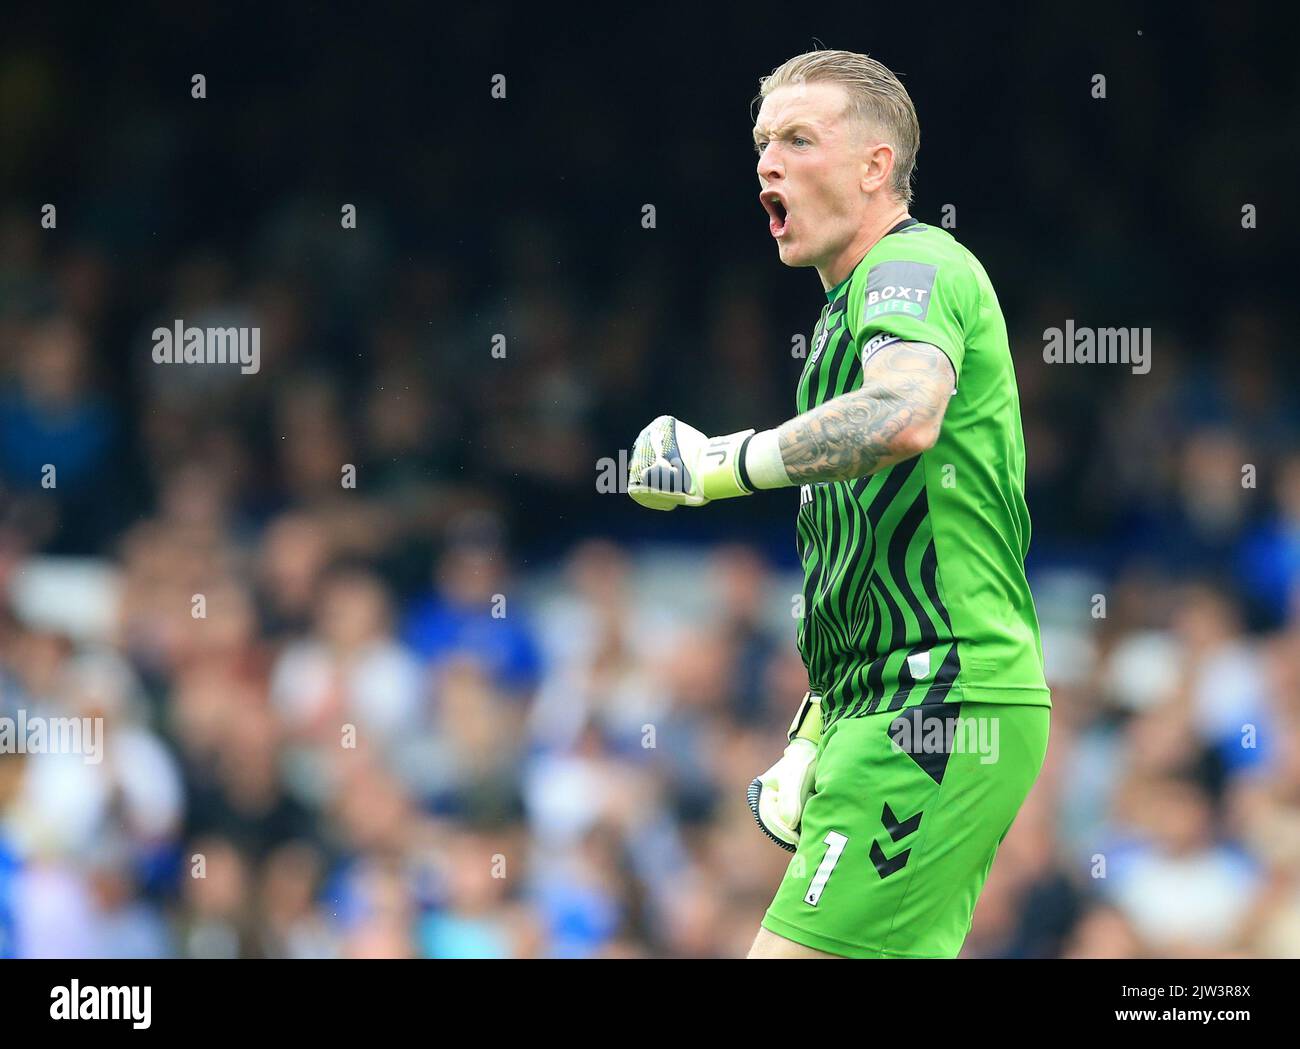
top-left (752, 121), bottom-right (814, 144)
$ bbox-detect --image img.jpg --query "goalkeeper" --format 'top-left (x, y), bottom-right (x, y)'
top-left (627, 50), bottom-right (1051, 959)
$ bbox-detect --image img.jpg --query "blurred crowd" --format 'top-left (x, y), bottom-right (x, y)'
top-left (1, 5), bottom-right (1298, 958)
top-left (0, 214), bottom-right (1298, 958)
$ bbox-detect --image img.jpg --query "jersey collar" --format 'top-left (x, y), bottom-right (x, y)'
top-left (824, 216), bottom-right (921, 303)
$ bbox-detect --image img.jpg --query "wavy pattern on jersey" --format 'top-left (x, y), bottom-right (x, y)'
top-left (795, 290), bottom-right (958, 727)
top-left (795, 300), bottom-right (850, 667)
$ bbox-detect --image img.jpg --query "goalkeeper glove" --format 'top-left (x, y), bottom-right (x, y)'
top-left (747, 691), bottom-right (821, 852)
top-left (627, 415), bottom-right (789, 511)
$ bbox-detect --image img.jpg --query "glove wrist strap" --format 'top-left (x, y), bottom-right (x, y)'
top-left (787, 691), bottom-right (823, 743)
top-left (698, 429), bottom-right (757, 500)
top-left (690, 426), bottom-right (791, 499)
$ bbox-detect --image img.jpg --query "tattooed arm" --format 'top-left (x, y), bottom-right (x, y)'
top-left (776, 341), bottom-right (956, 484)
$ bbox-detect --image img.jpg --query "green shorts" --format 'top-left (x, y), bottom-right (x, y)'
top-left (761, 700), bottom-right (1049, 958)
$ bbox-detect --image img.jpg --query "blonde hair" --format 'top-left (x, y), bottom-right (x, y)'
top-left (758, 50), bottom-right (919, 205)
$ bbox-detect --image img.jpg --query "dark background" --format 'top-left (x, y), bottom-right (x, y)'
top-left (6, 3), bottom-right (1296, 563)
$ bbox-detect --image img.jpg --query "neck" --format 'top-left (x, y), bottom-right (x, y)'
top-left (818, 203), bottom-right (911, 291)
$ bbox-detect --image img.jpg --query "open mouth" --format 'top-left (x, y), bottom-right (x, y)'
top-left (760, 191), bottom-right (789, 238)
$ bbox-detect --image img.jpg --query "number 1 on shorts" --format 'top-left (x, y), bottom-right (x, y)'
top-left (804, 830), bottom-right (848, 906)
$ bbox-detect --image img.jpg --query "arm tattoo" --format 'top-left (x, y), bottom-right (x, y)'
top-left (777, 341), bottom-right (956, 484)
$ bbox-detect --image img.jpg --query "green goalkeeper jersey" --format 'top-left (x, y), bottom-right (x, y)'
top-left (794, 218), bottom-right (1050, 726)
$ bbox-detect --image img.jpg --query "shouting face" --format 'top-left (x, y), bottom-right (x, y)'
top-left (754, 81), bottom-right (892, 284)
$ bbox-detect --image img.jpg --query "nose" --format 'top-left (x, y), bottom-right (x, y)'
top-left (756, 143), bottom-right (782, 183)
